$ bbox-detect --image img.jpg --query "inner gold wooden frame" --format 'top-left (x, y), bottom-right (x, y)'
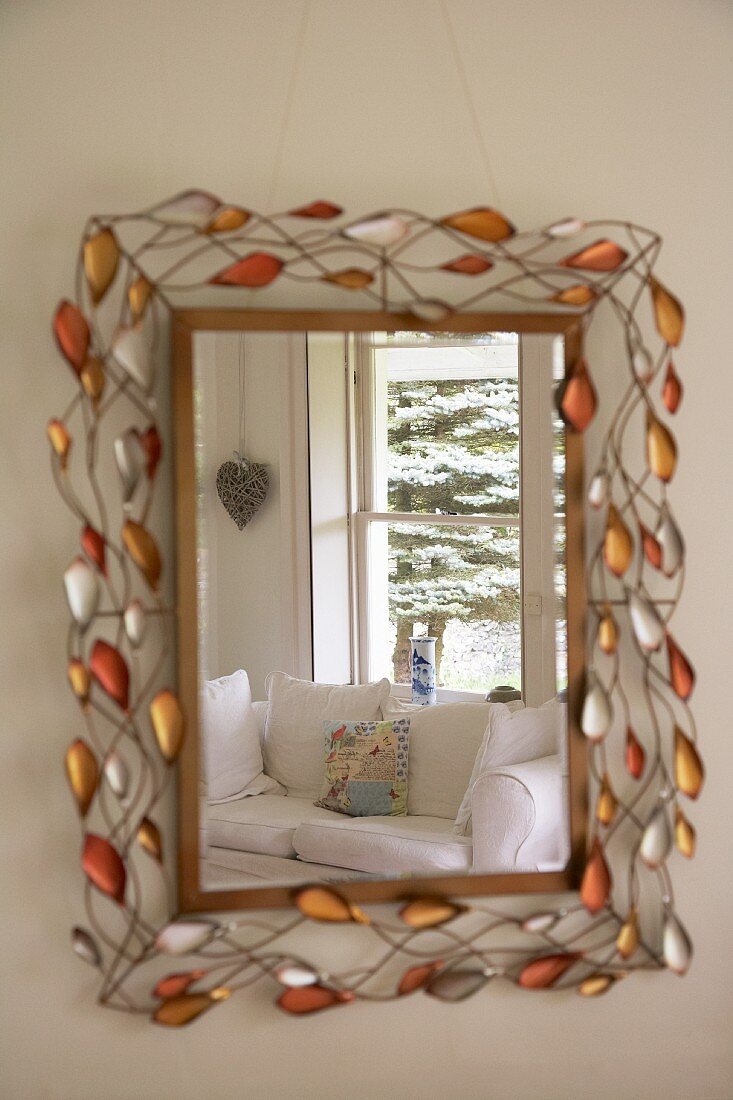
top-left (173, 308), bottom-right (587, 912)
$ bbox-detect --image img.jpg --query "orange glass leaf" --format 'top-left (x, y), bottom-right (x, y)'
top-left (67, 658), bottom-right (90, 706)
top-left (640, 523), bottom-right (662, 570)
top-left (277, 985), bottom-right (354, 1015)
top-left (646, 412), bottom-right (677, 482)
top-left (397, 961), bottom-right (444, 996)
top-left (518, 952), bottom-right (582, 990)
top-left (83, 228), bottom-right (119, 304)
top-left (649, 277), bottom-right (684, 347)
top-left (82, 833), bottom-right (126, 904)
top-left (154, 970), bottom-right (208, 1000)
top-left (81, 524), bottom-right (107, 575)
top-left (294, 885), bottom-right (369, 924)
top-left (441, 254), bottom-right (493, 275)
top-left (399, 896), bottom-right (465, 929)
top-left (122, 520), bottom-right (162, 590)
top-left (597, 606), bottom-right (618, 655)
top-left (674, 725), bottom-right (704, 799)
top-left (150, 689), bottom-right (185, 764)
top-left (441, 207), bottom-right (515, 243)
top-left (596, 773), bottom-right (617, 827)
top-left (140, 425), bottom-right (162, 480)
top-left (53, 300), bottom-right (89, 373)
top-left (667, 635), bottom-right (695, 701)
top-left (617, 907), bottom-right (639, 960)
top-left (153, 993), bottom-right (218, 1027)
top-left (137, 817), bottom-right (163, 861)
top-left (322, 268), bottom-right (374, 289)
top-left (90, 639), bottom-right (130, 711)
top-left (604, 504), bottom-right (633, 577)
top-left (558, 358), bottom-right (597, 432)
top-left (65, 739), bottom-right (99, 817)
top-left (128, 276), bottom-right (152, 322)
top-left (206, 206), bottom-right (250, 233)
top-left (551, 284), bottom-right (597, 306)
top-left (625, 726), bottom-right (646, 780)
top-left (80, 358), bottom-right (106, 406)
top-left (662, 359), bottom-right (683, 414)
top-left (674, 806), bottom-right (696, 858)
top-left (290, 200), bottom-right (343, 219)
top-left (560, 239), bottom-right (628, 272)
top-left (210, 252), bottom-right (283, 287)
top-left (47, 419), bottom-right (71, 469)
top-left (580, 838), bottom-right (612, 914)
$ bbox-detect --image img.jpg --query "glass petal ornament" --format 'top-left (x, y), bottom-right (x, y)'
top-left (343, 214), bottom-right (409, 247)
top-left (521, 911), bottom-right (560, 934)
top-left (616, 907), bottom-right (639, 960)
top-left (122, 520), bottom-right (162, 590)
top-left (90, 639), bottom-right (130, 711)
top-left (674, 806), bottom-right (696, 858)
top-left (155, 920), bottom-right (219, 956)
top-left (294, 885), bottom-right (369, 924)
top-left (80, 358), bottom-right (106, 407)
top-left (67, 657), bottom-right (90, 706)
top-left (518, 952), bottom-right (582, 990)
top-left (580, 675), bottom-right (612, 742)
top-left (210, 253), bottom-right (283, 287)
top-left (277, 985), bottom-right (354, 1015)
top-left (578, 973), bottom-right (618, 997)
top-left (64, 739), bottom-right (99, 817)
top-left (629, 592), bottom-right (666, 652)
top-left (83, 228), bottom-right (119, 304)
top-left (656, 509), bottom-right (684, 577)
top-left (662, 909), bottom-right (692, 976)
top-left (154, 970), bottom-right (208, 999)
top-left (274, 963), bottom-right (319, 988)
top-left (149, 189), bottom-right (222, 228)
top-left (625, 726), bottom-right (646, 780)
top-left (426, 968), bottom-right (489, 1003)
top-left (137, 817), bottom-right (163, 861)
top-left (140, 425), bottom-right (162, 480)
top-left (558, 358), bottom-right (597, 432)
top-left (399, 896), bottom-right (466, 929)
top-left (597, 606), bottom-right (619, 655)
top-left (667, 635), bottom-right (695, 701)
top-left (546, 217), bottom-right (586, 238)
top-left (441, 254), bottom-right (493, 275)
top-left (82, 833), bottom-right (126, 904)
top-left (114, 428), bottom-right (145, 502)
top-left (674, 725), bottom-right (704, 799)
top-left (409, 300), bottom-right (451, 323)
top-left (63, 556), bottom-right (100, 629)
top-left (72, 926), bottom-right (101, 968)
top-left (150, 689), bottom-right (185, 763)
top-left (53, 300), bottom-right (90, 373)
top-left (322, 268), bottom-right (374, 289)
top-left (103, 750), bottom-right (129, 799)
top-left (604, 503), bottom-right (633, 577)
top-left (81, 524), bottom-right (107, 575)
top-left (640, 803), bottom-right (673, 868)
top-left (289, 200), bottom-right (343, 219)
top-left (596, 772), bottom-right (617, 826)
top-left (649, 277), bottom-right (685, 348)
top-left (587, 469), bottom-right (608, 509)
top-left (441, 207), bottom-right (515, 243)
top-left (632, 345), bottom-right (654, 384)
top-left (47, 419), bottom-right (71, 470)
top-left (153, 993), bottom-right (219, 1027)
top-left (646, 412), bottom-right (677, 482)
top-left (662, 359), bottom-right (683, 414)
top-left (560, 239), bottom-right (628, 272)
top-left (640, 523), bottom-right (662, 570)
top-left (397, 961), bottom-right (444, 996)
top-left (580, 838), bottom-right (612, 914)
top-left (112, 326), bottom-right (154, 395)
top-left (551, 284), bottom-right (597, 307)
top-left (128, 276), bottom-right (152, 323)
top-left (123, 599), bottom-right (146, 648)
top-left (206, 206), bottom-right (250, 233)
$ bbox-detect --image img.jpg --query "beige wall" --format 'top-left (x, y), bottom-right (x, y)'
top-left (1, 2), bottom-right (731, 1097)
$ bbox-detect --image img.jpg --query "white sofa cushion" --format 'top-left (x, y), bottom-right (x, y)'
top-left (293, 814), bottom-right (472, 875)
top-left (263, 672), bottom-right (391, 798)
top-left (206, 794), bottom-right (339, 858)
top-left (382, 699), bottom-right (494, 819)
top-left (203, 670), bottom-right (283, 805)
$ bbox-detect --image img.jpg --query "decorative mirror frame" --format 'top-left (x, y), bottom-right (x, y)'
top-left (50, 193), bottom-right (700, 1024)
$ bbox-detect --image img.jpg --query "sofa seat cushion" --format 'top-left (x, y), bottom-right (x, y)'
top-left (293, 814), bottom-right (472, 876)
top-left (206, 795), bottom-right (339, 858)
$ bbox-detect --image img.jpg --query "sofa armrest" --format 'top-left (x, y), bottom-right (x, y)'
top-left (470, 754), bottom-right (565, 874)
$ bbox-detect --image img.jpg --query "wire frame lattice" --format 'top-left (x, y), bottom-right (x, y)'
top-left (49, 192), bottom-right (700, 1023)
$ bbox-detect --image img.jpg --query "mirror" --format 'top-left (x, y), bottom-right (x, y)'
top-left (174, 314), bottom-right (586, 908)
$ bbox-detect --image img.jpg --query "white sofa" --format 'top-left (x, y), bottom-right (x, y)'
top-left (201, 695), bottom-right (569, 889)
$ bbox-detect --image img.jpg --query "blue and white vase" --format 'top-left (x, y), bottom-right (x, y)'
top-left (410, 636), bottom-right (437, 706)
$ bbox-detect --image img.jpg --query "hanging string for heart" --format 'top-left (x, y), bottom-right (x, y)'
top-left (235, 332), bottom-right (246, 465)
top-left (217, 333), bottom-right (269, 529)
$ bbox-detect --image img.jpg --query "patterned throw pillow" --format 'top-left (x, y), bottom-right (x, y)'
top-left (315, 718), bottom-right (410, 817)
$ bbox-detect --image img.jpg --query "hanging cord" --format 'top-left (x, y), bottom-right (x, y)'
top-left (439, 0), bottom-right (503, 209)
top-left (236, 333), bottom-right (246, 464)
top-left (266, 0), bottom-right (312, 209)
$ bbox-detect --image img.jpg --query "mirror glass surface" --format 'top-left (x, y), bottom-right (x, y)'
top-left (190, 329), bottom-right (574, 892)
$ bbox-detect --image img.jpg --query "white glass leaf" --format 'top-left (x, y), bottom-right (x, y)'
top-left (640, 804), bottom-right (673, 868)
top-left (581, 675), bottom-right (612, 741)
top-left (521, 912), bottom-right (559, 933)
top-left (123, 599), bottom-right (147, 648)
top-left (155, 920), bottom-right (219, 956)
top-left (72, 926), bottom-right (101, 967)
top-left (662, 909), bottom-right (692, 976)
top-left (103, 750), bottom-right (129, 799)
top-left (409, 299), bottom-right (450, 323)
top-left (343, 214), bottom-right (409, 247)
top-left (275, 963), bottom-right (319, 988)
top-left (63, 557), bottom-right (100, 629)
top-left (588, 471), bottom-right (608, 509)
top-left (633, 346), bottom-right (653, 382)
top-left (629, 593), bottom-right (666, 652)
top-left (657, 511), bottom-right (684, 577)
top-left (114, 430), bottom-right (145, 501)
top-left (547, 217), bottom-right (586, 238)
top-left (112, 327), bottom-right (154, 394)
top-left (149, 189), bottom-right (221, 228)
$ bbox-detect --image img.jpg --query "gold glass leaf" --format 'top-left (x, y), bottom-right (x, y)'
top-left (150, 689), bottom-right (184, 764)
top-left (137, 817), bottom-right (163, 861)
top-left (80, 357), bottom-right (106, 407)
top-left (646, 411), bottom-right (677, 482)
top-left (674, 725), bottom-right (704, 799)
top-left (597, 606), bottom-right (618, 655)
top-left (551, 284), bottom-right (597, 307)
top-left (560, 239), bottom-right (628, 271)
top-left (122, 520), bottom-right (162, 590)
top-left (321, 268), bottom-right (374, 289)
top-left (67, 658), bottom-right (90, 706)
top-left (616, 906), bottom-right (639, 960)
top-left (596, 773), bottom-right (617, 827)
top-left (399, 897), bottom-right (465, 929)
top-left (397, 961), bottom-right (444, 996)
top-left (47, 419), bottom-right (71, 469)
top-left (604, 503), bottom-right (633, 577)
top-left (441, 207), bottom-right (515, 243)
top-left (294, 885), bottom-right (369, 924)
top-left (206, 206), bottom-right (250, 233)
top-left (518, 952), bottom-right (582, 990)
top-left (128, 276), bottom-right (152, 322)
top-left (83, 228), bottom-right (119, 304)
top-left (65, 739), bottom-right (99, 817)
top-left (578, 973), bottom-right (617, 997)
top-left (580, 838), bottom-right (612, 914)
top-left (675, 806), bottom-right (696, 858)
top-left (649, 277), bottom-right (684, 347)
top-left (153, 993), bottom-right (217, 1027)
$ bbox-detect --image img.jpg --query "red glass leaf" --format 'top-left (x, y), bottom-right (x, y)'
top-left (397, 961), bottom-right (444, 996)
top-left (154, 970), bottom-right (208, 999)
top-left (441, 254), bottom-right (493, 276)
top-left (53, 300), bottom-right (90, 373)
top-left (580, 838), bottom-right (612, 914)
top-left (81, 524), bottom-right (107, 575)
top-left (662, 359), bottom-right (683, 414)
top-left (289, 200), bottom-right (343, 219)
top-left (560, 239), bottom-right (629, 272)
top-left (667, 634), bottom-right (695, 701)
top-left (140, 425), bottom-right (162, 480)
top-left (518, 952), bottom-right (582, 990)
top-left (90, 639), bottom-right (130, 711)
top-left (558, 358), bottom-right (597, 432)
top-left (82, 833), bottom-right (126, 904)
top-left (277, 985), bottom-right (355, 1015)
top-left (626, 727), bottom-right (646, 780)
top-left (640, 523), bottom-right (662, 570)
top-left (210, 252), bottom-right (283, 288)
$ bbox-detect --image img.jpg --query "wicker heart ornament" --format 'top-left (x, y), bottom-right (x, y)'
top-left (216, 453), bottom-right (268, 530)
